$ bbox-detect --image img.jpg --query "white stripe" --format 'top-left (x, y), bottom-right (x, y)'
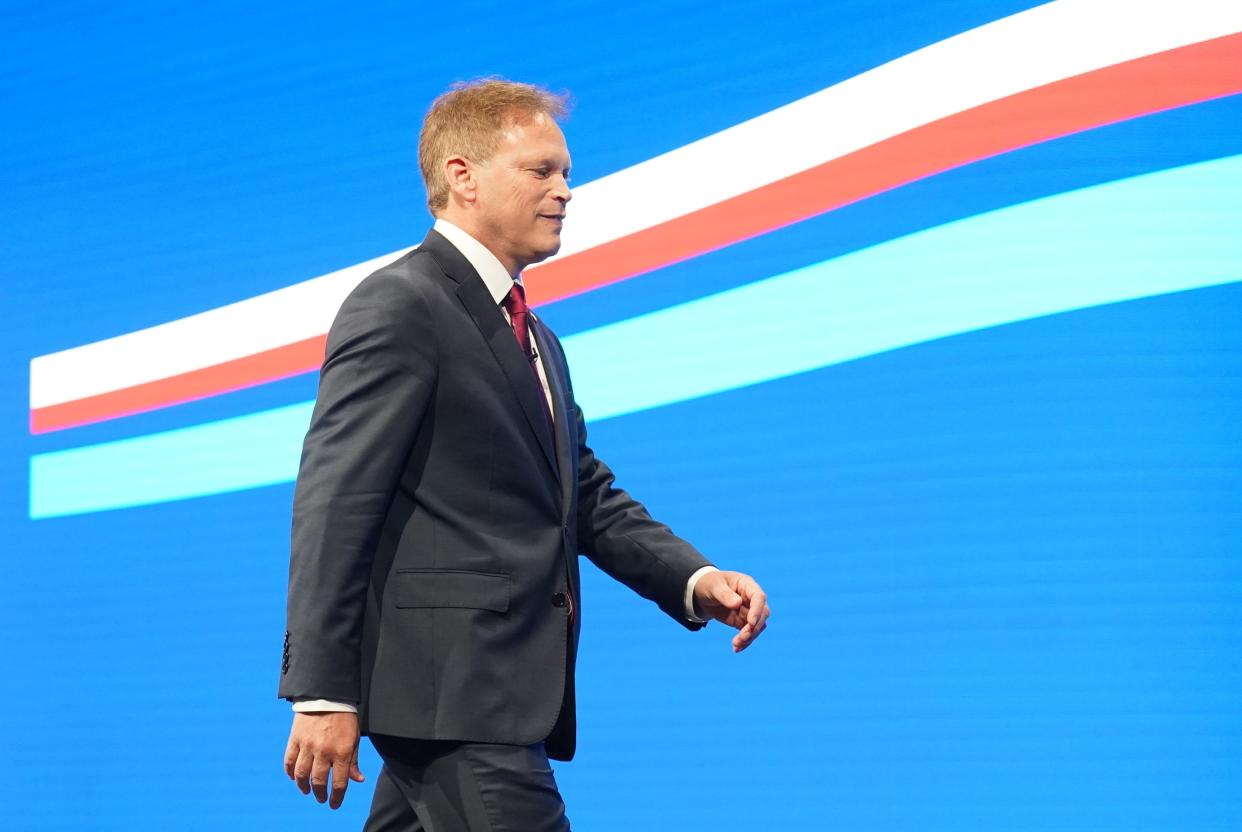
top-left (29, 248), bottom-right (412, 409)
top-left (28, 0), bottom-right (1242, 410)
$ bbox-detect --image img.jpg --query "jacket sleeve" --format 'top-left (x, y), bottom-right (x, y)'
top-left (572, 400), bottom-right (714, 632)
top-left (279, 267), bottom-right (437, 702)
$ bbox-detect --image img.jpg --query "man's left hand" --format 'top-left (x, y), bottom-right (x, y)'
top-left (693, 570), bottom-right (770, 652)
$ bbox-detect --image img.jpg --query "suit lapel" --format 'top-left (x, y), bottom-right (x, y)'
top-left (419, 230), bottom-right (560, 482)
top-left (530, 314), bottom-right (574, 522)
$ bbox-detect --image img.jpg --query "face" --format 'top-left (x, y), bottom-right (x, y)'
top-left (452, 111), bottom-right (572, 275)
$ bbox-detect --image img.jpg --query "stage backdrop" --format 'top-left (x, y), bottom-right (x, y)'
top-left (3, 1), bottom-right (1241, 828)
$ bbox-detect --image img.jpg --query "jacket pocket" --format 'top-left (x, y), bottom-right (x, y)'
top-left (391, 569), bottom-right (511, 612)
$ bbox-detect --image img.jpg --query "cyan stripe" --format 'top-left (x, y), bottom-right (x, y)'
top-left (29, 402), bottom-right (313, 518)
top-left (28, 153), bottom-right (1242, 518)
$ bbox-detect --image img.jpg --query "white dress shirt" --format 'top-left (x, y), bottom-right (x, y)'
top-left (293, 219), bottom-right (716, 713)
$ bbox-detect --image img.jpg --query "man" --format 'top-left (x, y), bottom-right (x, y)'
top-left (279, 79), bottom-right (770, 831)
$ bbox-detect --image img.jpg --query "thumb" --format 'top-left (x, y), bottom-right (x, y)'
top-left (350, 747), bottom-right (365, 783)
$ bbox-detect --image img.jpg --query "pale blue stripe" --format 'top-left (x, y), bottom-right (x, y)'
top-left (564, 153), bottom-right (1242, 421)
top-left (29, 402), bottom-right (313, 518)
top-left (29, 154), bottom-right (1242, 518)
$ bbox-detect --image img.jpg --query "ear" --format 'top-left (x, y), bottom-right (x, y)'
top-left (444, 154), bottom-right (476, 205)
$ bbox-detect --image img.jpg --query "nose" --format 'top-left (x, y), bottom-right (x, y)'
top-left (552, 173), bottom-right (572, 205)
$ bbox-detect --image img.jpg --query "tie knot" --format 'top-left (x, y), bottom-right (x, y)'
top-left (503, 282), bottom-right (528, 316)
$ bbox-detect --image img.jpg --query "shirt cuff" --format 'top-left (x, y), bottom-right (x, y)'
top-left (684, 565), bottom-right (719, 624)
top-left (291, 699), bottom-right (358, 714)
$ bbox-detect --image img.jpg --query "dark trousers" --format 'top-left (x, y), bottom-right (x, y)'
top-left (363, 734), bottom-right (571, 832)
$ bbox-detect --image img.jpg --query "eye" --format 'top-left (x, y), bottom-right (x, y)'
top-left (531, 168), bottom-right (551, 178)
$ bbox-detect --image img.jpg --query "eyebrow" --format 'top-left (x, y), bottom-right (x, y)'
top-left (526, 157), bottom-right (571, 172)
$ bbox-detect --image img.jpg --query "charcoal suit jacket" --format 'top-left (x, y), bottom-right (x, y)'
top-left (278, 228), bottom-right (712, 761)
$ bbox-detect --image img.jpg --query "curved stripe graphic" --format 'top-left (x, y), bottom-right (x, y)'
top-left (28, 2), bottom-right (1242, 434)
top-left (529, 33), bottom-right (1242, 305)
top-left (30, 403), bottom-right (314, 519)
top-left (540, 1), bottom-right (1242, 264)
top-left (28, 153), bottom-right (1242, 518)
top-left (541, 92), bottom-right (1242, 341)
top-left (31, 335), bottom-right (328, 436)
top-left (29, 248), bottom-right (408, 431)
top-left (566, 153), bottom-right (1242, 421)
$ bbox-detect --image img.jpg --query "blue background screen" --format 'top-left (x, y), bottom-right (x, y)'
top-left (3, 2), bottom-right (1240, 828)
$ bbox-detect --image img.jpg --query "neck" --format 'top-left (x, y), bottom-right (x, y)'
top-left (436, 210), bottom-right (522, 278)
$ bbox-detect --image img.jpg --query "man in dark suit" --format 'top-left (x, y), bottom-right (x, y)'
top-left (279, 79), bottom-right (770, 830)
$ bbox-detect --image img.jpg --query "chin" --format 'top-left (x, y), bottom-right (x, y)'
top-left (530, 239), bottom-right (562, 264)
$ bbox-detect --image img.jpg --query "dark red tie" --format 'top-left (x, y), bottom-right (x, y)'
top-left (502, 282), bottom-right (572, 622)
top-left (502, 282), bottom-right (553, 433)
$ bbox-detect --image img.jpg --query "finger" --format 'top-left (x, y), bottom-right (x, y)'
top-left (753, 604), bottom-right (771, 634)
top-left (716, 579), bottom-right (745, 610)
top-left (311, 752), bottom-right (331, 804)
top-left (329, 753), bottom-right (351, 810)
top-left (284, 735), bottom-right (300, 780)
top-left (350, 746), bottom-right (366, 783)
top-left (294, 745), bottom-right (315, 796)
top-left (738, 606), bottom-right (771, 649)
top-left (733, 623), bottom-right (751, 651)
top-left (745, 587), bottom-right (767, 630)
top-left (751, 617), bottom-right (768, 643)
top-left (723, 607), bottom-right (747, 630)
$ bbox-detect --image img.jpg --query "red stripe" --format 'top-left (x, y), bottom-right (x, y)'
top-left (31, 32), bottom-right (1242, 433)
top-left (526, 32), bottom-right (1242, 305)
top-left (31, 335), bottom-right (327, 434)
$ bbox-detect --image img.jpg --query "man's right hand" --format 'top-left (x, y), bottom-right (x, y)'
top-left (283, 711), bottom-right (366, 809)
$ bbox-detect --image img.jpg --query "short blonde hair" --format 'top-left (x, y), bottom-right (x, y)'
top-left (418, 78), bottom-right (570, 213)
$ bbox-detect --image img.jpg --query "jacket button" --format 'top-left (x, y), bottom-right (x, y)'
top-left (551, 592), bottom-right (567, 607)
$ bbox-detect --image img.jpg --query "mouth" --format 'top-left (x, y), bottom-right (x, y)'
top-left (539, 214), bottom-right (565, 225)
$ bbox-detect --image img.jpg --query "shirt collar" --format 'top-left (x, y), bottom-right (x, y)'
top-left (432, 218), bottom-right (522, 306)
